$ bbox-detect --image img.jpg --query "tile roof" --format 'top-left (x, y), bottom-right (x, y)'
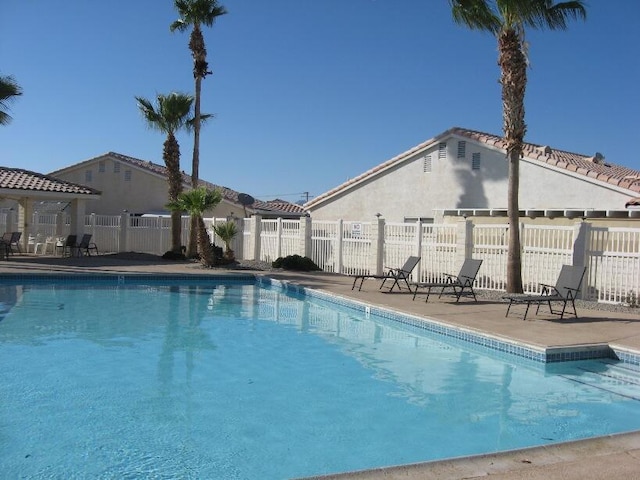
top-left (0, 167), bottom-right (100, 196)
top-left (305, 127), bottom-right (640, 208)
top-left (55, 152), bottom-right (305, 216)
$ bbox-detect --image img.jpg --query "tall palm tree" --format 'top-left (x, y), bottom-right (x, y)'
top-left (167, 186), bottom-right (223, 266)
top-left (449, 0), bottom-right (586, 293)
top-left (135, 92), bottom-right (195, 254)
top-left (0, 75), bottom-right (23, 126)
top-left (170, 0), bottom-right (228, 257)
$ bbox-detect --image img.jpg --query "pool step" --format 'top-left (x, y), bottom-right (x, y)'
top-left (560, 360), bottom-right (640, 401)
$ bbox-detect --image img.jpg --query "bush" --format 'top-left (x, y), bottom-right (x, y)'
top-left (162, 250), bottom-right (186, 261)
top-left (272, 255), bottom-right (321, 271)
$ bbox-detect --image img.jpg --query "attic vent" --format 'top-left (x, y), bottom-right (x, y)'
top-left (472, 153), bottom-right (481, 170)
top-left (423, 155), bottom-right (432, 173)
top-left (124, 170), bottom-right (132, 181)
top-left (537, 145), bottom-right (552, 155)
top-left (438, 142), bottom-right (447, 159)
top-left (457, 141), bottom-right (466, 158)
top-left (85, 170), bottom-right (92, 182)
top-left (114, 162), bottom-right (121, 173)
top-left (99, 161), bottom-right (105, 173)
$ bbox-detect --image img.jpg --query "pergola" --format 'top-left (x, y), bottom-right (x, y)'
top-left (0, 167), bottom-right (101, 251)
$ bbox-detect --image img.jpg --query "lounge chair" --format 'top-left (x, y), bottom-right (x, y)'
top-left (411, 258), bottom-right (483, 303)
top-left (503, 265), bottom-right (587, 320)
top-left (56, 234), bottom-right (77, 257)
top-left (74, 234), bottom-right (98, 257)
top-left (4, 232), bottom-right (22, 255)
top-left (351, 256), bottom-right (421, 292)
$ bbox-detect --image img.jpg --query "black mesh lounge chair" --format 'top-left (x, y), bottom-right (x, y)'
top-left (7, 232), bottom-right (22, 254)
top-left (74, 234), bottom-right (98, 257)
top-left (351, 256), bottom-right (421, 292)
top-left (56, 234), bottom-right (77, 257)
top-left (504, 265), bottom-right (586, 320)
top-left (411, 258), bottom-right (483, 303)
top-left (0, 233), bottom-right (11, 260)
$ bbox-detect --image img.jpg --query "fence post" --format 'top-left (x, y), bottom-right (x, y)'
top-left (572, 221), bottom-right (590, 299)
top-left (249, 215), bottom-right (262, 261)
top-left (89, 213), bottom-right (97, 237)
top-left (415, 220), bottom-right (423, 278)
top-left (456, 218), bottom-right (473, 266)
top-left (300, 215), bottom-right (312, 258)
top-left (335, 219), bottom-right (344, 274)
top-left (276, 217), bottom-right (283, 259)
top-left (231, 216), bottom-right (243, 260)
top-left (119, 213), bottom-right (129, 253)
top-left (370, 216), bottom-right (385, 275)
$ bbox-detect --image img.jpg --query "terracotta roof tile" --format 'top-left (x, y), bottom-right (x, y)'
top-left (0, 167), bottom-right (100, 195)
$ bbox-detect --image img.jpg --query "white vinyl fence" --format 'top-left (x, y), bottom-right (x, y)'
top-left (2, 212), bottom-right (639, 305)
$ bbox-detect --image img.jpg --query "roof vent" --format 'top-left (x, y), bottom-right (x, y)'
top-left (537, 145), bottom-right (552, 155)
top-left (590, 152), bottom-right (605, 164)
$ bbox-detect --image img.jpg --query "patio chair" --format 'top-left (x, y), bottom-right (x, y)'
top-left (503, 265), bottom-right (587, 320)
top-left (411, 259), bottom-right (483, 303)
top-left (56, 234), bottom-right (77, 257)
top-left (74, 234), bottom-right (98, 257)
top-left (5, 232), bottom-right (22, 255)
top-left (351, 256), bottom-right (421, 292)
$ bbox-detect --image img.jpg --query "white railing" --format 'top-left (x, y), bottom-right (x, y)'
top-left (384, 222), bottom-right (419, 280)
top-left (587, 227), bottom-right (640, 304)
top-left (2, 211), bottom-right (639, 305)
top-left (310, 221), bottom-right (341, 273)
top-left (522, 225), bottom-right (575, 294)
top-left (472, 224), bottom-right (509, 291)
top-left (419, 224), bottom-right (458, 283)
top-left (342, 221), bottom-right (373, 276)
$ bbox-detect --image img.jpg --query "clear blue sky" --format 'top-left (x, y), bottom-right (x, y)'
top-left (2, 1), bottom-right (639, 204)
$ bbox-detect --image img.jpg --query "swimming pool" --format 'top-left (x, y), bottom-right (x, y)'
top-left (1, 275), bottom-right (640, 479)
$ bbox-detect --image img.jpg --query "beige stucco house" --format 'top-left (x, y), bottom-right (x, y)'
top-left (304, 127), bottom-right (640, 223)
top-left (49, 152), bottom-right (304, 219)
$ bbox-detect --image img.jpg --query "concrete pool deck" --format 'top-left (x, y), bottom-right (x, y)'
top-left (1, 253), bottom-right (639, 479)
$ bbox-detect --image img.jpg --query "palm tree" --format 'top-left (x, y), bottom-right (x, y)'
top-left (167, 186), bottom-right (223, 266)
top-left (136, 93), bottom-right (197, 254)
top-left (449, 0), bottom-right (586, 293)
top-left (213, 220), bottom-right (238, 261)
top-left (0, 75), bottom-right (23, 126)
top-left (170, 0), bottom-right (228, 257)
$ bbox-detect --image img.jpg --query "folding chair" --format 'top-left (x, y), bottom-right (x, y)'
top-left (411, 259), bottom-right (483, 302)
top-left (503, 265), bottom-right (587, 320)
top-left (351, 256), bottom-right (421, 292)
top-left (56, 234), bottom-right (78, 257)
top-left (74, 234), bottom-right (98, 257)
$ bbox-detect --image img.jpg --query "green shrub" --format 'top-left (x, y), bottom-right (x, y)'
top-left (272, 255), bottom-right (321, 271)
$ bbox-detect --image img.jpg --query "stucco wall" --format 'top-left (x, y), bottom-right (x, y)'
top-left (52, 155), bottom-right (241, 218)
top-left (307, 138), bottom-right (633, 222)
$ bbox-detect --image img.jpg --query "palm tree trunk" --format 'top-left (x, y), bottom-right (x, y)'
top-left (197, 215), bottom-right (215, 266)
top-left (187, 30), bottom-right (204, 259)
top-left (499, 28), bottom-right (526, 294)
top-left (164, 133), bottom-right (183, 253)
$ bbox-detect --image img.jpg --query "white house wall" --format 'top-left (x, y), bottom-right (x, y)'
top-left (52, 155), bottom-right (240, 218)
top-left (308, 138), bottom-right (633, 222)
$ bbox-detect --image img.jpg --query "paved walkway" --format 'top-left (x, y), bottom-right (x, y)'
top-left (1, 253), bottom-right (640, 479)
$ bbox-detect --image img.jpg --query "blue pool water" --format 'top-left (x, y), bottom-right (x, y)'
top-left (2, 277), bottom-right (640, 479)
